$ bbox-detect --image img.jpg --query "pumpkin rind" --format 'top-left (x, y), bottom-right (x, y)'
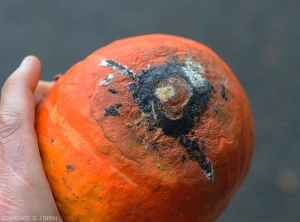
top-left (35, 34), bottom-right (254, 222)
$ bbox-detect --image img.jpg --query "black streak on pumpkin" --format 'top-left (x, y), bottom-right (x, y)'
top-left (103, 60), bottom-right (137, 80)
top-left (108, 88), bottom-right (118, 94)
top-left (104, 103), bottom-right (122, 116)
top-left (179, 136), bottom-right (213, 181)
top-left (221, 84), bottom-right (228, 100)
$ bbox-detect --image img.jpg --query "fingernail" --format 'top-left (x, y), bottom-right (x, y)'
top-left (20, 56), bottom-right (30, 67)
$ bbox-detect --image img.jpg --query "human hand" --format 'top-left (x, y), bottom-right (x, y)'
top-left (0, 56), bottom-right (62, 221)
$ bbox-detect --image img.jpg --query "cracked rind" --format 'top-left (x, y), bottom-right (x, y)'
top-left (35, 34), bottom-right (254, 222)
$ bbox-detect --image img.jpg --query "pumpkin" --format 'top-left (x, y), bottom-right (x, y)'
top-left (35, 34), bottom-right (254, 222)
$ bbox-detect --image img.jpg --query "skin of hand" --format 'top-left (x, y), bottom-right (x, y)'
top-left (0, 56), bottom-right (62, 221)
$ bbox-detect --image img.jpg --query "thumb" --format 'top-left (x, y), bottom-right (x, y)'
top-left (0, 56), bottom-right (62, 220)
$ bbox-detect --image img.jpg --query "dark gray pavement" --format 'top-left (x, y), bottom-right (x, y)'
top-left (0, 1), bottom-right (299, 221)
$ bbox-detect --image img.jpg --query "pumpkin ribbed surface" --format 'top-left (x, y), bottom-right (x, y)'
top-left (35, 34), bottom-right (254, 222)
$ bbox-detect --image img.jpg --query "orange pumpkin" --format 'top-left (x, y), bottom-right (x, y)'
top-left (35, 34), bottom-right (254, 222)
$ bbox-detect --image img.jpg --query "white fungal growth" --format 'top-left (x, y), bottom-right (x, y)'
top-left (204, 158), bottom-right (214, 181)
top-left (99, 59), bottom-right (137, 79)
top-left (182, 57), bottom-right (205, 88)
top-left (98, 60), bottom-right (110, 67)
top-left (99, 73), bottom-right (114, 86)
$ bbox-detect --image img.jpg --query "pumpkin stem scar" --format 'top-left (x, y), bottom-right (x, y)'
top-left (53, 74), bottom-right (63, 81)
top-left (99, 59), bottom-right (137, 80)
top-left (155, 86), bottom-right (176, 102)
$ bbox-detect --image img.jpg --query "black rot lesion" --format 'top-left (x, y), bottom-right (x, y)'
top-left (221, 84), bottom-right (228, 100)
top-left (179, 136), bottom-right (214, 181)
top-left (130, 64), bottom-right (214, 137)
top-left (108, 88), bottom-right (118, 94)
top-left (104, 103), bottom-right (122, 116)
top-left (99, 58), bottom-right (215, 181)
top-left (147, 120), bottom-right (155, 131)
top-left (151, 142), bottom-right (159, 151)
top-left (102, 60), bottom-right (137, 80)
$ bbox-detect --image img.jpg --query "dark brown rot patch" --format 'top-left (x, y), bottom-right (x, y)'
top-left (104, 103), bottom-right (122, 116)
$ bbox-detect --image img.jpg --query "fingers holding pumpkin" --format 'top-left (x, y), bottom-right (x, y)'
top-left (0, 56), bottom-right (41, 123)
top-left (34, 80), bottom-right (54, 106)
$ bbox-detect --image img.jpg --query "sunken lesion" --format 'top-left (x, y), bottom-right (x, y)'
top-left (128, 64), bottom-right (213, 139)
top-left (98, 57), bottom-right (216, 181)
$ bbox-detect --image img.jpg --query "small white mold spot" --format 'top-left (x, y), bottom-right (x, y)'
top-left (204, 157), bottom-right (214, 181)
top-left (99, 73), bottom-right (114, 86)
top-left (147, 64), bottom-right (151, 69)
top-left (98, 60), bottom-right (109, 67)
top-left (182, 57), bottom-right (205, 88)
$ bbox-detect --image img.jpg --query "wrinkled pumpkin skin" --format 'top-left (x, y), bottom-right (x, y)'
top-left (35, 34), bottom-right (254, 222)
